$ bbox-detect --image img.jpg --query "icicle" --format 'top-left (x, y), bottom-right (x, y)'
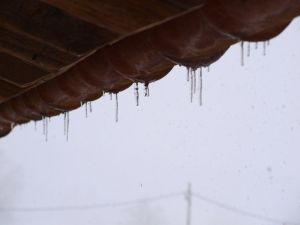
top-left (247, 42), bottom-right (251, 57)
top-left (80, 101), bottom-right (83, 106)
top-left (193, 69), bottom-right (197, 95)
top-left (66, 112), bottom-right (69, 141)
top-left (34, 121), bottom-right (37, 131)
top-left (207, 66), bottom-right (210, 73)
top-left (45, 117), bottom-right (48, 142)
top-left (263, 41), bottom-right (267, 56)
top-left (190, 70), bottom-right (194, 103)
top-left (255, 42), bottom-right (258, 50)
top-left (134, 82), bottom-right (139, 106)
top-left (89, 101), bottom-right (92, 113)
top-left (42, 116), bottom-right (45, 135)
top-left (109, 93), bottom-right (112, 100)
top-left (187, 67), bottom-right (190, 82)
top-left (144, 83), bottom-right (150, 97)
top-left (115, 93), bottom-right (119, 122)
top-left (85, 102), bottom-right (88, 118)
top-left (240, 41), bottom-right (244, 66)
top-left (63, 112), bottom-right (67, 136)
top-left (199, 67), bottom-right (203, 106)
top-left (267, 40), bottom-right (270, 46)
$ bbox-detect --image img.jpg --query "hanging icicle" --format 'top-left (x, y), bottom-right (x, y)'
top-left (63, 112), bottom-right (67, 136)
top-left (42, 116), bottom-right (45, 135)
top-left (66, 112), bottom-right (70, 141)
top-left (89, 101), bottom-right (92, 113)
top-left (85, 102), bottom-right (88, 118)
top-left (247, 42), bottom-right (251, 57)
top-left (115, 93), bottom-right (119, 122)
top-left (193, 69), bottom-right (197, 95)
top-left (240, 41), bottom-right (244, 66)
top-left (199, 67), bottom-right (203, 106)
top-left (255, 42), bottom-right (258, 50)
top-left (45, 117), bottom-right (48, 142)
top-left (190, 69), bottom-right (194, 103)
top-left (263, 41), bottom-right (267, 56)
top-left (34, 121), bottom-right (37, 131)
top-left (134, 82), bottom-right (139, 106)
top-left (187, 67), bottom-right (190, 82)
top-left (144, 82), bottom-right (150, 97)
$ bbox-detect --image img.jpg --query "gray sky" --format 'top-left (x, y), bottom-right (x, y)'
top-left (0, 18), bottom-right (300, 225)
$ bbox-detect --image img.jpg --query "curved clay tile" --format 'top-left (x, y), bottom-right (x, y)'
top-left (0, 0), bottom-right (300, 137)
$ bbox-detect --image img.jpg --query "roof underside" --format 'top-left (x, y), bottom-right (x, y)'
top-left (0, 0), bottom-right (300, 137)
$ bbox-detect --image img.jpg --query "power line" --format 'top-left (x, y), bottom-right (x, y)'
top-left (192, 192), bottom-right (300, 225)
top-left (0, 189), bottom-right (298, 225)
top-left (0, 192), bottom-right (183, 213)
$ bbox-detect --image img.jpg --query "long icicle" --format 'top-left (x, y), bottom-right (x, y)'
top-left (241, 41), bottom-right (244, 66)
top-left (247, 42), bottom-right (251, 57)
top-left (115, 93), bottom-right (119, 122)
top-left (85, 102), bottom-right (88, 118)
top-left (263, 41), bottom-right (267, 56)
top-left (66, 112), bottom-right (70, 141)
top-left (190, 70), bottom-right (194, 103)
top-left (199, 67), bottom-right (203, 106)
top-left (45, 117), bottom-right (48, 142)
top-left (42, 116), bottom-right (45, 135)
top-left (89, 101), bottom-right (92, 113)
top-left (193, 69), bottom-right (197, 95)
top-left (63, 112), bottom-right (66, 136)
top-left (135, 82), bottom-right (139, 106)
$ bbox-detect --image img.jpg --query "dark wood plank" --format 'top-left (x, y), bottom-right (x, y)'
top-left (0, 52), bottom-right (48, 87)
top-left (0, 26), bottom-right (78, 72)
top-left (0, 0), bottom-right (118, 55)
top-left (41, 0), bottom-right (201, 34)
top-left (0, 80), bottom-right (22, 103)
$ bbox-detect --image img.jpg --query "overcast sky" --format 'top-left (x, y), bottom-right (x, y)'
top-left (0, 18), bottom-right (300, 225)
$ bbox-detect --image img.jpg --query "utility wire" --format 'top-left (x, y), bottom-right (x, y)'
top-left (192, 192), bottom-right (300, 225)
top-left (0, 192), bottom-right (183, 213)
top-left (1, 189), bottom-right (299, 225)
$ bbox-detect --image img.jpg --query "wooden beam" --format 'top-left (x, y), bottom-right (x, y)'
top-left (41, 0), bottom-right (201, 34)
top-left (0, 0), bottom-right (118, 55)
top-left (0, 26), bottom-right (78, 72)
top-left (0, 52), bottom-right (48, 87)
top-left (0, 80), bottom-right (22, 103)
